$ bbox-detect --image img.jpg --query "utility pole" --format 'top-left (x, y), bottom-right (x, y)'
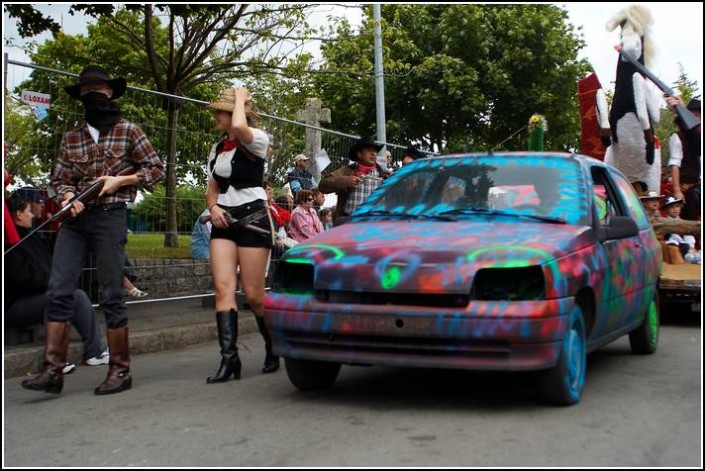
top-left (373, 4), bottom-right (387, 169)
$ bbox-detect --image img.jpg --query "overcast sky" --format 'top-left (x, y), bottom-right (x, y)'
top-left (3, 3), bottom-right (702, 96)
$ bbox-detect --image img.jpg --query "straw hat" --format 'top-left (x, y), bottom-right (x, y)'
top-left (206, 89), bottom-right (261, 122)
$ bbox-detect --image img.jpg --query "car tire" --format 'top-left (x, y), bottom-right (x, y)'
top-left (285, 357), bottom-right (341, 391)
top-left (540, 304), bottom-right (586, 406)
top-left (629, 293), bottom-right (659, 355)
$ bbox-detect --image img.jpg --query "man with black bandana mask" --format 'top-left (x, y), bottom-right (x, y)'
top-left (21, 66), bottom-right (165, 397)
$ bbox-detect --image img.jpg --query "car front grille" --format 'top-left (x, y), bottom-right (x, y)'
top-left (315, 290), bottom-right (470, 308)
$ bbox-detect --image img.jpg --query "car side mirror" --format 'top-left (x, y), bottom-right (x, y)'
top-left (603, 216), bottom-right (639, 240)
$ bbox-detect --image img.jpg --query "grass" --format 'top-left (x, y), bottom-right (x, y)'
top-left (126, 233), bottom-right (193, 259)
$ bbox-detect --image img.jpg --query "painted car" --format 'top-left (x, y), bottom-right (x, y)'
top-left (264, 152), bottom-right (662, 405)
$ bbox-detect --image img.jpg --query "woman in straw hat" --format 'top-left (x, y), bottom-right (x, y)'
top-left (204, 87), bottom-right (279, 382)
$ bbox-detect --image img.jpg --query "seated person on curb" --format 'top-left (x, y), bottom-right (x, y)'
top-left (4, 193), bottom-right (109, 371)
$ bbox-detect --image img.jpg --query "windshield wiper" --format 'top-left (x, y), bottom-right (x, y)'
top-left (439, 208), bottom-right (504, 216)
top-left (439, 208), bottom-right (567, 224)
top-left (512, 213), bottom-right (567, 224)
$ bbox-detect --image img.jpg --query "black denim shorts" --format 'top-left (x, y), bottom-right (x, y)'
top-left (210, 199), bottom-right (273, 248)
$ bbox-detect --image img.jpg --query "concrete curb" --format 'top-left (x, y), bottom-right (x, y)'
top-left (4, 316), bottom-right (258, 379)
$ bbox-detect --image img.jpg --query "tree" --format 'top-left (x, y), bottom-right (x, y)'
top-left (6, 4), bottom-right (319, 247)
top-left (314, 4), bottom-right (591, 153)
top-left (3, 96), bottom-right (45, 184)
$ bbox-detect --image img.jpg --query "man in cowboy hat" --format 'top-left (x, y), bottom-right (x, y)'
top-left (21, 66), bottom-right (165, 397)
top-left (667, 96), bottom-right (701, 221)
top-left (401, 144), bottom-right (425, 166)
top-left (319, 136), bottom-right (392, 225)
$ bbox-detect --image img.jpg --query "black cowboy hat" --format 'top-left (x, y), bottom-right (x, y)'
top-left (348, 136), bottom-right (384, 161)
top-left (404, 145), bottom-right (425, 160)
top-left (64, 66), bottom-right (128, 100)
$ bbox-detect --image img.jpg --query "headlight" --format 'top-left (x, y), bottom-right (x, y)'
top-left (472, 266), bottom-right (545, 301)
top-left (272, 261), bottom-right (314, 294)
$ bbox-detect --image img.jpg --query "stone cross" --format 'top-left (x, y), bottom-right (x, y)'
top-left (296, 98), bottom-right (331, 182)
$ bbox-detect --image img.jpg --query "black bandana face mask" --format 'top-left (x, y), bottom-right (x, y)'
top-left (81, 91), bottom-right (122, 132)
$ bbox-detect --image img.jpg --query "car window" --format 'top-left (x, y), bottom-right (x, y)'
top-left (607, 168), bottom-right (651, 230)
top-left (357, 155), bottom-right (590, 225)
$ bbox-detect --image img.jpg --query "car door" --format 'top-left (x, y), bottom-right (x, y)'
top-left (590, 166), bottom-right (645, 337)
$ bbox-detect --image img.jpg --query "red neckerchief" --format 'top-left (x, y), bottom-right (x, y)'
top-left (221, 138), bottom-right (237, 152)
top-left (355, 163), bottom-right (375, 175)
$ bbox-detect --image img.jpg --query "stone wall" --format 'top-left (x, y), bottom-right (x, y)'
top-left (132, 259), bottom-right (213, 299)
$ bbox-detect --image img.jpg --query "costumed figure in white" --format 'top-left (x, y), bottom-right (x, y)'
top-left (604, 4), bottom-right (662, 193)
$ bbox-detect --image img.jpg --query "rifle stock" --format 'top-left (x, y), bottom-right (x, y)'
top-left (615, 46), bottom-right (701, 131)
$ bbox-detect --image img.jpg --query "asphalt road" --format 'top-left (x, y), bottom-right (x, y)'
top-left (3, 313), bottom-right (701, 467)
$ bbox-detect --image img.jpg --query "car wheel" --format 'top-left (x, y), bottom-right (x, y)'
top-left (285, 357), bottom-right (341, 391)
top-left (629, 293), bottom-right (659, 354)
top-left (540, 304), bottom-right (586, 406)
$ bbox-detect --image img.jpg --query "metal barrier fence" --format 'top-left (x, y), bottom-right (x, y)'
top-left (4, 59), bottom-right (428, 305)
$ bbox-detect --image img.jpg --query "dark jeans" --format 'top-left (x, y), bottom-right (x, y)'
top-left (46, 205), bottom-right (128, 329)
top-left (5, 290), bottom-right (105, 358)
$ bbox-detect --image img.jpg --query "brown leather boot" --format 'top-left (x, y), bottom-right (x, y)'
top-left (94, 326), bottom-right (132, 395)
top-left (21, 322), bottom-right (71, 394)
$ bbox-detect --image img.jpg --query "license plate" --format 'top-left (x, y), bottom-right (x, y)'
top-left (692, 303), bottom-right (701, 312)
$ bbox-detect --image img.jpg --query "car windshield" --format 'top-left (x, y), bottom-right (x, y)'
top-left (354, 154), bottom-right (590, 226)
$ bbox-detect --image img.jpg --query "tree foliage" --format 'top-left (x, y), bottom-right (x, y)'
top-left (131, 184), bottom-right (206, 233)
top-left (6, 4), bottom-right (318, 247)
top-left (314, 4), bottom-right (591, 153)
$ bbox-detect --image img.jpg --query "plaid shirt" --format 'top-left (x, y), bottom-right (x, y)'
top-left (51, 120), bottom-right (165, 204)
top-left (343, 166), bottom-right (382, 216)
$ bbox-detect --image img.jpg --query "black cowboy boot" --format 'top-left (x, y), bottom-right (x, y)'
top-left (94, 326), bottom-right (132, 395)
top-left (207, 309), bottom-right (241, 383)
top-left (255, 315), bottom-right (280, 374)
top-left (21, 322), bottom-right (71, 394)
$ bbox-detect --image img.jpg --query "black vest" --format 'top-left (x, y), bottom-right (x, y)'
top-left (677, 130), bottom-right (701, 183)
top-left (210, 144), bottom-right (265, 194)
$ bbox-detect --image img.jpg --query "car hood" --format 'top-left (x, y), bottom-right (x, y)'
top-left (283, 220), bottom-right (595, 294)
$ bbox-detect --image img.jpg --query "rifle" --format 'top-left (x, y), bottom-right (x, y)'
top-left (615, 45), bottom-right (701, 131)
top-left (5, 166), bottom-right (137, 255)
top-left (199, 210), bottom-right (272, 236)
top-left (4, 181), bottom-right (105, 255)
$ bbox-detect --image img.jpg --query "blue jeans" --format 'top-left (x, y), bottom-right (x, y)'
top-left (6, 290), bottom-right (105, 358)
top-left (46, 204), bottom-right (128, 329)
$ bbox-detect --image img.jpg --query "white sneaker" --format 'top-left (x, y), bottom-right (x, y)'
top-left (62, 363), bottom-right (77, 374)
top-left (85, 349), bottom-right (109, 366)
